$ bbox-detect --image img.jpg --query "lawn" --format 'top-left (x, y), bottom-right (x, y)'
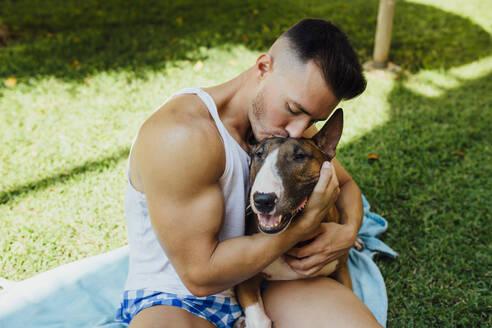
top-left (1, 0), bottom-right (491, 326)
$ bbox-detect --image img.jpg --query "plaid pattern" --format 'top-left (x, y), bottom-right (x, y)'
top-left (116, 289), bottom-right (243, 327)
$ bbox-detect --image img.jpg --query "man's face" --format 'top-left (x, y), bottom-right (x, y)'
top-left (249, 58), bottom-right (339, 142)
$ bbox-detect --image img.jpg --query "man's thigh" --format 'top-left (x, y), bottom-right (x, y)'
top-left (129, 305), bottom-right (215, 328)
top-left (263, 277), bottom-right (382, 328)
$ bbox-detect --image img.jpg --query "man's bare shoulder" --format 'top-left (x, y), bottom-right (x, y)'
top-left (134, 94), bottom-right (226, 194)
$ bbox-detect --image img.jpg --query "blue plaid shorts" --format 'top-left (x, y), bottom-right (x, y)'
top-left (116, 289), bottom-right (243, 327)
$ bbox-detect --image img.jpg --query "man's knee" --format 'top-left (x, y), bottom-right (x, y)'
top-left (262, 277), bottom-right (382, 328)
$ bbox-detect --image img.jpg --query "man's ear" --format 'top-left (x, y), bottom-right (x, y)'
top-left (255, 53), bottom-right (273, 79)
top-left (312, 108), bottom-right (343, 160)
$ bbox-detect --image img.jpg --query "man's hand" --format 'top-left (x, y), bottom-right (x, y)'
top-left (284, 222), bottom-right (357, 276)
top-left (284, 156), bottom-right (364, 276)
top-left (291, 161), bottom-right (340, 237)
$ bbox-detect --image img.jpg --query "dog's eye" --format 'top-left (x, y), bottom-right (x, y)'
top-left (254, 148), bottom-right (264, 158)
top-left (294, 152), bottom-right (307, 161)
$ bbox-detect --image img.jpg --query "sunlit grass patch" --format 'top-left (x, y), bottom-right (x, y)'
top-left (337, 70), bottom-right (396, 145)
top-left (404, 55), bottom-right (492, 98)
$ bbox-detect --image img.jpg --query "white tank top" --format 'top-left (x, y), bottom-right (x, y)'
top-left (124, 87), bottom-right (250, 297)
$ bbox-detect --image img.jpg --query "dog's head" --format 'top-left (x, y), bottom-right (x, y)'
top-left (249, 108), bottom-right (343, 234)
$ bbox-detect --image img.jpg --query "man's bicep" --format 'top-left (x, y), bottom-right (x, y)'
top-left (134, 119), bottom-right (226, 279)
top-left (145, 179), bottom-right (225, 273)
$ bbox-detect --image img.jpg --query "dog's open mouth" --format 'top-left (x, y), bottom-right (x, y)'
top-left (257, 197), bottom-right (308, 234)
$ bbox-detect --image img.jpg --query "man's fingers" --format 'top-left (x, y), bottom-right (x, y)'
top-left (326, 163), bottom-right (340, 196)
top-left (285, 247), bottom-right (351, 272)
top-left (294, 161), bottom-right (340, 236)
top-left (311, 162), bottom-right (339, 207)
top-left (295, 263), bottom-right (325, 277)
top-left (285, 250), bottom-right (345, 271)
top-left (286, 228), bottom-right (323, 258)
top-left (313, 161), bottom-right (334, 193)
top-left (284, 253), bottom-right (325, 273)
top-left (285, 252), bottom-right (345, 276)
top-left (286, 237), bottom-right (321, 258)
top-left (323, 248), bottom-right (351, 262)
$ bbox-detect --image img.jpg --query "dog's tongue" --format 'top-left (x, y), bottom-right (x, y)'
top-left (258, 214), bottom-right (281, 229)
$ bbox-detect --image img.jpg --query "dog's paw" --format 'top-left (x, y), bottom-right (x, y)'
top-left (354, 237), bottom-right (365, 251)
top-left (233, 316), bottom-right (246, 328)
top-left (244, 303), bottom-right (272, 328)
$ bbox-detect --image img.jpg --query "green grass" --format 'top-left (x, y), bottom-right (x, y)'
top-left (1, 0), bottom-right (491, 326)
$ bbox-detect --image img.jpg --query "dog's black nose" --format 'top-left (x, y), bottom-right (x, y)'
top-left (253, 192), bottom-right (277, 213)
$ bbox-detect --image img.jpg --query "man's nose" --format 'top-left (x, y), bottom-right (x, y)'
top-left (285, 118), bottom-right (310, 139)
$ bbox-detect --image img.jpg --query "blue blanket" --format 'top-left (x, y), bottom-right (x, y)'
top-left (0, 196), bottom-right (396, 327)
top-left (348, 195), bottom-right (398, 327)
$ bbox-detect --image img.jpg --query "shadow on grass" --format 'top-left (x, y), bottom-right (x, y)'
top-left (0, 147), bottom-right (130, 205)
top-left (339, 72), bottom-right (491, 326)
top-left (1, 0), bottom-right (491, 84)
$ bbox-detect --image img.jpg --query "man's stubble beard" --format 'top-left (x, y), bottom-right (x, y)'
top-left (252, 87), bottom-right (265, 118)
top-left (250, 88), bottom-right (266, 143)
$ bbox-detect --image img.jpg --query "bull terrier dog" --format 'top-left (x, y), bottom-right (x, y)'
top-left (235, 108), bottom-right (363, 328)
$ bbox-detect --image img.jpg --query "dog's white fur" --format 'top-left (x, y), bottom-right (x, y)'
top-left (250, 149), bottom-right (284, 215)
top-left (244, 303), bottom-right (272, 328)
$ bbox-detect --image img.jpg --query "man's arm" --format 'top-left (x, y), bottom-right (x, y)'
top-left (133, 110), bottom-right (339, 296)
top-left (332, 157), bottom-right (363, 232)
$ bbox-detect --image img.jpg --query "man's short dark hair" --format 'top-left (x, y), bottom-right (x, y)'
top-left (282, 18), bottom-right (366, 100)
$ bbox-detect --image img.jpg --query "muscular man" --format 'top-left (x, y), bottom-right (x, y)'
top-left (117, 18), bottom-right (382, 327)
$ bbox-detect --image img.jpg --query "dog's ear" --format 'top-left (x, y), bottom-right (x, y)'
top-left (312, 108), bottom-right (343, 160)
